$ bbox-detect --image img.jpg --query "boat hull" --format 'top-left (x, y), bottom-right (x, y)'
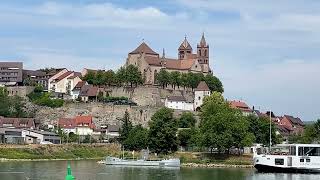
top-left (105, 157), bottom-right (180, 167)
top-left (254, 164), bottom-right (320, 173)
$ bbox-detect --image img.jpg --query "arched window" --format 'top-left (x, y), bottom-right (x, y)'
top-left (154, 70), bottom-right (158, 84)
top-left (204, 49), bottom-right (207, 56)
top-left (198, 49), bottom-right (201, 56)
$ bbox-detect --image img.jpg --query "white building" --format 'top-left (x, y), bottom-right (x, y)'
top-left (71, 81), bottom-right (87, 100)
top-left (22, 129), bottom-right (61, 144)
top-left (58, 116), bottom-right (96, 136)
top-left (194, 81), bottom-right (211, 110)
top-left (165, 96), bottom-right (194, 111)
top-left (49, 71), bottom-right (82, 95)
top-left (48, 68), bottom-right (68, 91)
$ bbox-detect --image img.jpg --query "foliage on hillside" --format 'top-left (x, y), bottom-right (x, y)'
top-left (82, 65), bottom-right (143, 87)
top-left (0, 87), bottom-right (31, 118)
top-left (289, 119), bottom-right (320, 144)
top-left (28, 86), bottom-right (64, 108)
top-left (156, 69), bottom-right (223, 92)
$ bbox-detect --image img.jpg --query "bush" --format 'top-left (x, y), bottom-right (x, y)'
top-left (28, 91), bottom-right (64, 108)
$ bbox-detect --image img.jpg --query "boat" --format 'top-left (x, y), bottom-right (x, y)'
top-left (253, 144), bottom-right (320, 173)
top-left (105, 156), bottom-right (181, 167)
top-left (105, 156), bottom-right (180, 167)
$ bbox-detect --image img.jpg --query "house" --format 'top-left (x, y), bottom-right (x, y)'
top-left (229, 100), bottom-right (252, 116)
top-left (22, 69), bottom-right (54, 89)
top-left (0, 62), bottom-right (23, 86)
top-left (71, 81), bottom-right (87, 100)
top-left (194, 81), bottom-right (211, 111)
top-left (49, 71), bottom-right (82, 96)
top-left (0, 117), bottom-right (37, 129)
top-left (280, 115), bottom-right (304, 134)
top-left (0, 128), bottom-right (24, 144)
top-left (58, 115), bottom-right (96, 136)
top-left (165, 96), bottom-right (194, 111)
top-left (79, 85), bottom-right (99, 102)
top-left (48, 68), bottom-right (68, 91)
top-left (106, 125), bottom-right (120, 138)
top-left (22, 129), bottom-right (61, 144)
top-left (276, 124), bottom-right (293, 143)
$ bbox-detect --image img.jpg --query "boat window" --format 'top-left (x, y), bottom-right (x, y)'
top-left (289, 146), bottom-right (296, 156)
top-left (300, 159), bottom-right (304, 162)
top-left (306, 159), bottom-right (311, 163)
top-left (298, 147), bottom-right (320, 156)
top-left (275, 159), bottom-right (284, 165)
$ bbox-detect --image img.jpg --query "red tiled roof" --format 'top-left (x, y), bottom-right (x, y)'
top-left (58, 116), bottom-right (95, 129)
top-left (73, 81), bottom-right (86, 90)
top-left (0, 118), bottom-right (35, 128)
top-left (54, 71), bottom-right (73, 82)
top-left (129, 42), bottom-right (159, 55)
top-left (284, 115), bottom-right (304, 126)
top-left (80, 85), bottom-right (99, 97)
top-left (144, 56), bottom-right (197, 70)
top-left (67, 72), bottom-right (81, 79)
top-left (229, 100), bottom-right (252, 112)
top-left (195, 81), bottom-right (210, 91)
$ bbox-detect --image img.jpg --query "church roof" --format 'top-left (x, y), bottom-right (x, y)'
top-left (178, 37), bottom-right (192, 50)
top-left (129, 42), bottom-right (159, 55)
top-left (145, 56), bottom-right (197, 70)
top-left (199, 33), bottom-right (207, 47)
top-left (195, 81), bottom-right (210, 91)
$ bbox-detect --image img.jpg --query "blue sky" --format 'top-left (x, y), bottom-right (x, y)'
top-left (0, 0), bottom-right (319, 121)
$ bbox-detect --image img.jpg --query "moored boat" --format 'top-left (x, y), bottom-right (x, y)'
top-left (253, 144), bottom-right (320, 173)
top-left (105, 156), bottom-right (180, 167)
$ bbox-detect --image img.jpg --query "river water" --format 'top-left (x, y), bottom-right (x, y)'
top-left (0, 160), bottom-right (319, 180)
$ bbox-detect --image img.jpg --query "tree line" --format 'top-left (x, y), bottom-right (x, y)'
top-left (119, 92), bottom-right (279, 154)
top-left (82, 64), bottom-right (143, 87)
top-left (156, 69), bottom-right (224, 92)
top-left (288, 120), bottom-right (320, 144)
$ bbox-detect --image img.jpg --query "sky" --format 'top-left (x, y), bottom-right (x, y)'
top-left (0, 0), bottom-right (319, 121)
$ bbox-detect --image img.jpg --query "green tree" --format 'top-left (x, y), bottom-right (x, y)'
top-left (95, 70), bottom-right (105, 86)
top-left (0, 87), bottom-right (29, 118)
top-left (82, 71), bottom-right (96, 85)
top-left (178, 112), bottom-right (196, 128)
top-left (126, 65), bottom-right (142, 87)
top-left (156, 69), bottom-right (170, 88)
top-left (169, 71), bottom-right (181, 89)
top-left (204, 74), bottom-right (224, 93)
top-left (148, 107), bottom-right (178, 154)
top-left (177, 129), bottom-right (193, 148)
top-left (199, 92), bottom-right (254, 153)
top-left (123, 125), bottom-right (149, 151)
top-left (115, 66), bottom-right (127, 86)
top-left (104, 70), bottom-right (115, 86)
top-left (247, 115), bottom-right (278, 146)
top-left (119, 110), bottom-right (133, 144)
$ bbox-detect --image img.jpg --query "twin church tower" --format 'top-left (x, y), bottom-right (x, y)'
top-left (126, 33), bottom-right (211, 85)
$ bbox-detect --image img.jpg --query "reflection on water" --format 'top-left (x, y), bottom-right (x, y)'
top-left (0, 160), bottom-right (319, 180)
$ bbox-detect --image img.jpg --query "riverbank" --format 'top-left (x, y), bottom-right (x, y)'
top-left (0, 144), bottom-right (253, 168)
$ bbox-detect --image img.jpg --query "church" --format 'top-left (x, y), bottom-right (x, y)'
top-left (125, 33), bottom-right (212, 85)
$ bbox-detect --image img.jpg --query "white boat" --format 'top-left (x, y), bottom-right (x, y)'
top-left (253, 144), bottom-right (320, 173)
top-left (105, 156), bottom-right (180, 167)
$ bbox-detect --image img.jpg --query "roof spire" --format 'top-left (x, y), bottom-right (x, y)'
top-left (162, 48), bottom-right (165, 58)
top-left (200, 32), bottom-right (207, 46)
top-left (179, 35), bottom-right (192, 50)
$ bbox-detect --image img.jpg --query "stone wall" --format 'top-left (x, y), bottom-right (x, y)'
top-left (7, 86), bottom-right (35, 98)
top-left (32, 86), bottom-right (197, 127)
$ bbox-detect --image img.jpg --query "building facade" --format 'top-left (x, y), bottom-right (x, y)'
top-left (165, 96), bottom-right (194, 111)
top-left (0, 62), bottom-right (23, 86)
top-left (126, 34), bottom-right (211, 84)
top-left (194, 81), bottom-right (211, 110)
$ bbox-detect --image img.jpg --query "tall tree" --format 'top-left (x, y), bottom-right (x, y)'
top-left (169, 71), bottom-right (181, 89)
top-left (123, 125), bottom-right (149, 151)
top-left (82, 71), bottom-right (96, 85)
top-left (156, 69), bottom-right (170, 88)
top-left (115, 67), bottom-right (127, 86)
top-left (204, 74), bottom-right (224, 93)
top-left (178, 112), bottom-right (196, 128)
top-left (148, 107), bottom-right (178, 154)
top-left (126, 65), bottom-right (142, 87)
top-left (119, 110), bottom-right (133, 144)
top-left (104, 70), bottom-right (115, 86)
top-left (199, 92), bottom-right (254, 152)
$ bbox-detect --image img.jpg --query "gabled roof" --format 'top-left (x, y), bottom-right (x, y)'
top-left (129, 42), bottom-right (159, 55)
top-left (229, 100), bottom-right (252, 112)
top-left (167, 96), bottom-right (186, 102)
top-left (179, 37), bottom-right (192, 50)
top-left (144, 56), bottom-right (197, 70)
top-left (54, 71), bottom-right (73, 82)
top-left (79, 85), bottom-right (99, 97)
top-left (59, 116), bottom-right (95, 129)
top-left (73, 81), bottom-right (86, 90)
top-left (0, 118), bottom-right (35, 128)
top-left (67, 72), bottom-right (81, 79)
top-left (195, 81), bottom-right (210, 91)
top-left (283, 115), bottom-right (304, 126)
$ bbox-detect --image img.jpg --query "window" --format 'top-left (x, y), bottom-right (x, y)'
top-left (306, 159), bottom-right (311, 163)
top-left (198, 96), bottom-right (201, 100)
top-left (198, 50), bottom-right (201, 56)
top-left (275, 159), bottom-right (284, 165)
top-left (300, 159), bottom-right (304, 162)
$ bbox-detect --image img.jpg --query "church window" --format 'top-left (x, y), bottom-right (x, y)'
top-left (195, 65), bottom-right (197, 68)
top-left (205, 50), bottom-right (207, 56)
top-left (199, 50), bottom-right (201, 56)
top-left (187, 51), bottom-right (191, 54)
top-left (198, 96), bottom-right (201, 100)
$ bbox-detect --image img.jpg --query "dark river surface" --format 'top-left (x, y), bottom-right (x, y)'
top-left (0, 160), bottom-right (319, 180)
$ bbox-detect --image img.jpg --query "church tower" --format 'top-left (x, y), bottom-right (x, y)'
top-left (197, 33), bottom-right (209, 64)
top-left (178, 36), bottom-right (192, 60)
